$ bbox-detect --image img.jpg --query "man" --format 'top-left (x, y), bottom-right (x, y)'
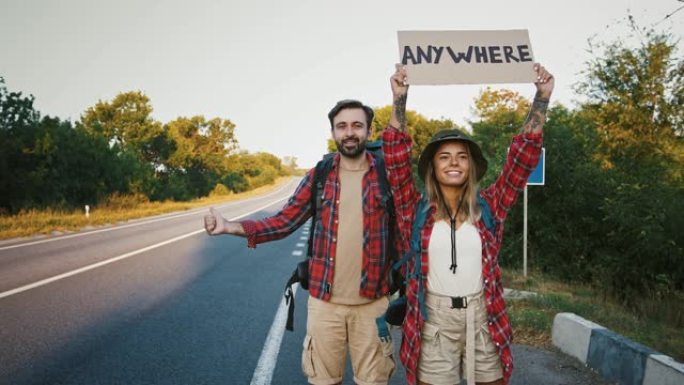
top-left (204, 99), bottom-right (397, 385)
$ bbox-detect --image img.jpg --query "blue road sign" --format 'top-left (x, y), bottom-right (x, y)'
top-left (527, 148), bottom-right (545, 185)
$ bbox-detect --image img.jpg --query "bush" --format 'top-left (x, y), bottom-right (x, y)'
top-left (209, 183), bottom-right (232, 197)
top-left (100, 192), bottom-right (149, 210)
top-left (247, 166), bottom-right (278, 189)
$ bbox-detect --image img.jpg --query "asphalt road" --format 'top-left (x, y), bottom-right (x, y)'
top-left (0, 177), bottom-right (609, 385)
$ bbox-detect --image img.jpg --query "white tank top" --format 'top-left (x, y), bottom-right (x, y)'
top-left (427, 220), bottom-right (483, 297)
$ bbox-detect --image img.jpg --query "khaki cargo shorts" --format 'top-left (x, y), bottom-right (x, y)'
top-left (417, 291), bottom-right (503, 384)
top-left (302, 296), bottom-right (395, 385)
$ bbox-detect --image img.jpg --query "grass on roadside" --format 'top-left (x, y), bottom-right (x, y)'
top-left (503, 268), bottom-right (684, 362)
top-left (0, 177), bottom-right (292, 240)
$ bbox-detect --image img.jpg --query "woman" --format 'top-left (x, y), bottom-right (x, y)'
top-left (382, 63), bottom-right (553, 385)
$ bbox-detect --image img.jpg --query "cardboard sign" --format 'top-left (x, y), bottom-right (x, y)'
top-left (398, 30), bottom-right (536, 85)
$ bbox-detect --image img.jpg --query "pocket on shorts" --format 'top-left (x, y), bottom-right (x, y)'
top-left (301, 335), bottom-right (316, 377)
top-left (380, 338), bottom-right (396, 379)
top-left (479, 322), bottom-right (499, 355)
top-left (421, 321), bottom-right (440, 343)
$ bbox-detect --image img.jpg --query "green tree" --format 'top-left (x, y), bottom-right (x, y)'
top-left (577, 26), bottom-right (684, 175)
top-left (468, 27), bottom-right (684, 317)
top-left (162, 116), bottom-right (238, 200)
top-left (469, 87), bottom-right (612, 280)
top-left (1, 77), bottom-right (138, 211)
top-left (80, 92), bottom-right (174, 198)
top-left (0, 77), bottom-right (40, 212)
top-left (229, 152), bottom-right (285, 189)
top-left (81, 92), bottom-right (164, 158)
top-left (471, 88), bottom-right (530, 187)
top-left (576, 25), bottom-right (684, 304)
top-left (31, 117), bottom-right (134, 207)
top-left (222, 152), bottom-right (251, 193)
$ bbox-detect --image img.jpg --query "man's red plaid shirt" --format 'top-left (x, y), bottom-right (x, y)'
top-left (382, 126), bottom-right (542, 385)
top-left (240, 152), bottom-right (396, 301)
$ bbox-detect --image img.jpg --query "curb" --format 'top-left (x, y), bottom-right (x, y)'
top-left (503, 288), bottom-right (538, 300)
top-left (552, 312), bottom-right (684, 385)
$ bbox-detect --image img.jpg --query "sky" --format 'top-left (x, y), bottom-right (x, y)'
top-left (1, 0), bottom-right (683, 168)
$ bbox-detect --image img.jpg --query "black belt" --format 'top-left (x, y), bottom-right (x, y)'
top-left (450, 296), bottom-right (468, 309)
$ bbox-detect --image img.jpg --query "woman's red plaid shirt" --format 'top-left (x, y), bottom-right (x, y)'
top-left (382, 126), bottom-right (542, 385)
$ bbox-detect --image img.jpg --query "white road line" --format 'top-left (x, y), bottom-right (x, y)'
top-left (250, 283), bottom-right (298, 385)
top-left (292, 250), bottom-right (303, 257)
top-left (0, 196), bottom-right (289, 300)
top-left (0, 179), bottom-right (296, 251)
top-left (295, 243), bottom-right (305, 247)
top-left (299, 236), bottom-right (307, 241)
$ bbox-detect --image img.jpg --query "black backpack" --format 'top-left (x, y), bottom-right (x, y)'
top-left (284, 141), bottom-right (398, 331)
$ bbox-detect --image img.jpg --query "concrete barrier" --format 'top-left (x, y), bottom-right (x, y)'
top-left (643, 354), bottom-right (684, 385)
top-left (552, 312), bottom-right (684, 385)
top-left (551, 312), bottom-right (605, 364)
top-left (587, 328), bottom-right (655, 385)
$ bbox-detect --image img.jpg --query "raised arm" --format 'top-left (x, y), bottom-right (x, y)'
top-left (521, 63), bottom-right (554, 135)
top-left (482, 63), bottom-right (553, 224)
top-left (389, 63), bottom-right (409, 131)
top-left (383, 64), bottom-right (421, 250)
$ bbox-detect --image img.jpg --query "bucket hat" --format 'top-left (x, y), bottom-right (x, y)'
top-left (418, 129), bottom-right (488, 182)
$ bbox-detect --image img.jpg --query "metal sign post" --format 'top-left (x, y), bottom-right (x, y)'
top-left (523, 185), bottom-right (527, 278)
top-left (524, 148), bottom-right (545, 277)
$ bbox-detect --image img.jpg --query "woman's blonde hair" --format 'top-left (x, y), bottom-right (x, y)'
top-left (424, 141), bottom-right (481, 223)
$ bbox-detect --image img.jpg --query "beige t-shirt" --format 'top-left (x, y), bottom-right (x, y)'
top-left (330, 160), bottom-right (373, 305)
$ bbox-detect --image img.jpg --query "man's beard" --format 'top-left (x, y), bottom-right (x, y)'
top-left (336, 136), bottom-right (367, 158)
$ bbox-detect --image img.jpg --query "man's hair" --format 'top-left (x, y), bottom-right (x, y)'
top-left (327, 99), bottom-right (374, 130)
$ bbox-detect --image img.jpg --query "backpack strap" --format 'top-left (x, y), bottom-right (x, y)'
top-left (284, 272), bottom-right (298, 331)
top-left (366, 140), bottom-right (393, 210)
top-left (477, 189), bottom-right (496, 236)
top-left (284, 154), bottom-right (334, 332)
top-left (376, 195), bottom-right (429, 339)
top-left (366, 141), bottom-right (401, 295)
top-left (307, 154), bottom-right (334, 259)
top-left (411, 196), bottom-right (430, 321)
top-left (391, 195), bottom-right (428, 271)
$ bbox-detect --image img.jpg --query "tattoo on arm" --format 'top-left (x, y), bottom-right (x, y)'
top-left (394, 94), bottom-right (408, 132)
top-left (522, 97), bottom-right (549, 134)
